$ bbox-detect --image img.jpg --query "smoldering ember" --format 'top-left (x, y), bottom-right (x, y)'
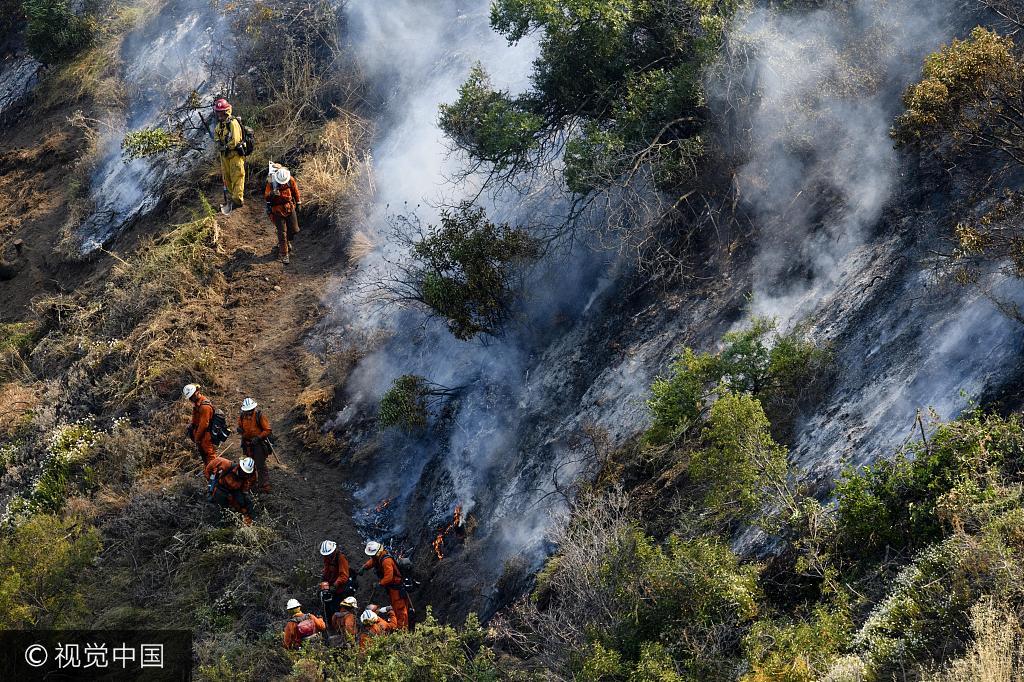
top-left (2, 0), bottom-right (1024, 679)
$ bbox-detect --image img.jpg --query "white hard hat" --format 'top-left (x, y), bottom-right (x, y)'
top-left (182, 384), bottom-right (199, 399)
top-left (241, 398), bottom-right (257, 412)
top-left (364, 540), bottom-right (381, 556)
top-left (360, 609), bottom-right (379, 624)
top-left (320, 540), bottom-right (337, 556)
top-left (239, 457), bottom-right (255, 474)
top-left (341, 596), bottom-right (358, 609)
top-left (273, 166), bottom-right (291, 185)
top-left (286, 598), bottom-right (301, 610)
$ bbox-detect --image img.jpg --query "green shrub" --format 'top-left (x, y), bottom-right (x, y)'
top-left (691, 392), bottom-right (790, 529)
top-left (605, 533), bottom-right (760, 679)
top-left (741, 598), bottom-right (853, 682)
top-left (853, 534), bottom-right (1011, 679)
top-left (23, 0), bottom-right (95, 64)
top-left (121, 127), bottom-right (188, 162)
top-left (385, 203), bottom-right (540, 340)
top-left (646, 319), bottom-right (831, 446)
top-left (834, 411), bottom-right (1024, 562)
top-left (0, 513), bottom-right (101, 628)
top-left (8, 420), bottom-right (99, 517)
top-left (285, 610), bottom-right (509, 680)
top-left (377, 374), bottom-right (461, 431)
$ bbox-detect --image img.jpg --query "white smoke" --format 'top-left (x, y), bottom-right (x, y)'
top-left (726, 0), bottom-right (1024, 476)
top-left (77, 0), bottom-right (230, 253)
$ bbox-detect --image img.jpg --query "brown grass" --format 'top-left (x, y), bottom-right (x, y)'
top-left (298, 114), bottom-right (371, 219)
top-left (924, 598), bottom-right (1024, 682)
top-left (347, 230), bottom-right (374, 264)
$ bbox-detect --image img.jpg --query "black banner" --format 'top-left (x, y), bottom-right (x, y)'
top-left (0, 630), bottom-right (192, 681)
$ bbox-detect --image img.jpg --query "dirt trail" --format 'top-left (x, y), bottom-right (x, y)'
top-left (209, 198), bottom-right (366, 597)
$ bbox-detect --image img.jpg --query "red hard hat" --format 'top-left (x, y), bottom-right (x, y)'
top-left (213, 98), bottom-right (231, 112)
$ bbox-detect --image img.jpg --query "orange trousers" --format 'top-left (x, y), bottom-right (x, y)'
top-left (386, 588), bottom-right (410, 630)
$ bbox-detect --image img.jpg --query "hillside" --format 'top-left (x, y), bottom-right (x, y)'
top-left (3, 0), bottom-right (1024, 680)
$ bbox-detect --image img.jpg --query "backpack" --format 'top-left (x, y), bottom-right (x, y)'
top-left (397, 556), bottom-right (420, 590)
top-left (209, 409), bottom-right (231, 446)
top-left (381, 553), bottom-right (419, 591)
top-left (291, 614), bottom-right (318, 640)
top-left (236, 118), bottom-right (256, 156)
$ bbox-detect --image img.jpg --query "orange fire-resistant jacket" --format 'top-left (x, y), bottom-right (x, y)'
top-left (332, 609), bottom-right (358, 641)
top-left (322, 551), bottom-right (351, 591)
top-left (362, 554), bottom-right (402, 588)
top-left (237, 410), bottom-right (272, 442)
top-left (264, 177), bottom-right (301, 218)
top-left (205, 457), bottom-right (255, 492)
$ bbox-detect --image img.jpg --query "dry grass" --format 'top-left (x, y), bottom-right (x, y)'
top-left (297, 114), bottom-right (371, 219)
top-left (347, 230), bottom-right (374, 264)
top-left (30, 202), bottom-right (226, 413)
top-left (924, 599), bottom-right (1024, 682)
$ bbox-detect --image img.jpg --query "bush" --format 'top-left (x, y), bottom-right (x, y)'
top-left (121, 127), bottom-right (188, 162)
top-left (382, 203), bottom-right (540, 340)
top-left (7, 420), bottom-right (98, 517)
top-left (853, 534), bottom-right (1012, 679)
top-left (691, 392), bottom-right (792, 530)
top-left (0, 513), bottom-right (101, 628)
top-left (646, 319), bottom-right (831, 446)
top-left (378, 374), bottom-right (459, 431)
top-left (284, 610), bottom-right (507, 680)
top-left (23, 0), bottom-right (95, 64)
top-left (893, 28), bottom-right (1021, 160)
top-left (834, 411), bottom-right (1024, 562)
top-left (497, 491), bottom-right (758, 680)
top-left (741, 599), bottom-right (853, 682)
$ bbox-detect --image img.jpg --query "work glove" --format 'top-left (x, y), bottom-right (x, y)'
top-left (379, 606), bottom-right (392, 614)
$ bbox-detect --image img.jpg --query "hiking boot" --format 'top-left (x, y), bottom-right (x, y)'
top-left (282, 254), bottom-right (290, 265)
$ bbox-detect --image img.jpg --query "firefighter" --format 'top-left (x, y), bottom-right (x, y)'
top-left (331, 596), bottom-right (359, 643)
top-left (319, 540), bottom-right (352, 627)
top-left (213, 98), bottom-right (245, 212)
top-left (264, 163), bottom-right (301, 264)
top-left (361, 541), bottom-right (410, 630)
top-left (358, 606), bottom-right (397, 649)
top-left (283, 598), bottom-right (326, 650)
top-left (207, 456), bottom-right (257, 525)
top-left (238, 398), bottom-right (272, 493)
top-left (183, 383), bottom-right (217, 465)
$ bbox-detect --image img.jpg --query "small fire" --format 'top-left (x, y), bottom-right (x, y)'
top-left (374, 497), bottom-right (392, 513)
top-left (432, 504), bottom-right (464, 560)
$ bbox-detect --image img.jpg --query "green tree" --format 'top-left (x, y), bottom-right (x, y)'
top-left (894, 28), bottom-right (1024, 322)
top-left (692, 392), bottom-right (791, 529)
top-left (893, 27), bottom-right (1024, 165)
top-left (378, 374), bottom-right (460, 431)
top-left (440, 0), bottom-right (744, 199)
top-left (23, 0), bottom-right (94, 64)
top-left (382, 203), bottom-right (540, 340)
top-left (645, 319), bottom-right (831, 446)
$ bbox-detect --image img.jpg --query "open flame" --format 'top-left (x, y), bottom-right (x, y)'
top-left (432, 504), bottom-right (464, 560)
top-left (374, 497), bottom-right (392, 513)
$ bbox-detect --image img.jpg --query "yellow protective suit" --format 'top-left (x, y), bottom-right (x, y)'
top-left (215, 116), bottom-right (245, 206)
